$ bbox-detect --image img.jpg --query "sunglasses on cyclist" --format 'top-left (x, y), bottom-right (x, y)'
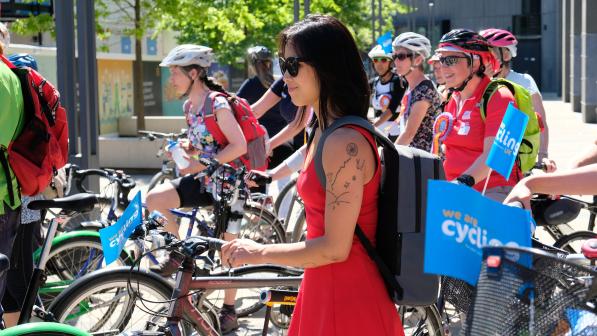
top-left (279, 56), bottom-right (307, 77)
top-left (439, 55), bottom-right (469, 67)
top-left (372, 57), bottom-right (390, 63)
top-left (392, 53), bottom-right (413, 61)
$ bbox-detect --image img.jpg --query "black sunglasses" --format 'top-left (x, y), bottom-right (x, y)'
top-left (279, 56), bottom-right (307, 77)
top-left (392, 52), bottom-right (413, 61)
top-left (439, 55), bottom-right (470, 67)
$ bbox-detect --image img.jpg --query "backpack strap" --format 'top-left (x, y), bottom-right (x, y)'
top-left (313, 116), bottom-right (404, 300)
top-left (0, 147), bottom-right (15, 207)
top-left (480, 79), bottom-right (516, 121)
top-left (202, 91), bottom-right (227, 118)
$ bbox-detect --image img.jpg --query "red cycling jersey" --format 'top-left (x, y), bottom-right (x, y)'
top-left (442, 76), bottom-right (521, 191)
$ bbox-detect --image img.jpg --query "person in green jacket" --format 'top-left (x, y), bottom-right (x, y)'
top-left (0, 25), bottom-right (24, 326)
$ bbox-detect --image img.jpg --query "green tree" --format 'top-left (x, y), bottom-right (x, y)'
top-left (151, 0), bottom-right (405, 67)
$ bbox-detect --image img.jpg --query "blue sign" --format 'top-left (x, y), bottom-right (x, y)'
top-left (100, 191), bottom-right (142, 265)
top-left (147, 37), bottom-right (157, 56)
top-left (486, 103), bottom-right (529, 179)
top-left (121, 36), bottom-right (132, 54)
top-left (424, 180), bottom-right (532, 285)
top-left (376, 31), bottom-right (393, 54)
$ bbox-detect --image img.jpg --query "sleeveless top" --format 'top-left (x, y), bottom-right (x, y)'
top-left (288, 125), bottom-right (404, 336)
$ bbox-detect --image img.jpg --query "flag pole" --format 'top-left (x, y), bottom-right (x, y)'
top-left (481, 169), bottom-right (492, 196)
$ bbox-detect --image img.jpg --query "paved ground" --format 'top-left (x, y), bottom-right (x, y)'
top-left (115, 95), bottom-right (597, 335)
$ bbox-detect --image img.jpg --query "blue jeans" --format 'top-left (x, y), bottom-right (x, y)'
top-left (0, 204), bottom-right (20, 320)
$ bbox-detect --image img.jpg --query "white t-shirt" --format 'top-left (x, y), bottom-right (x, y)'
top-left (506, 70), bottom-right (540, 95)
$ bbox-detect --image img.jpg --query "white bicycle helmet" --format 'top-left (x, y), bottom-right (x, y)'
top-left (392, 32), bottom-right (432, 59)
top-left (0, 22), bottom-right (10, 49)
top-left (368, 44), bottom-right (392, 60)
top-left (160, 44), bottom-right (215, 68)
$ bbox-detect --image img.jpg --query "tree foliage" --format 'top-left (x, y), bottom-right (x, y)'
top-left (11, 0), bottom-right (405, 66)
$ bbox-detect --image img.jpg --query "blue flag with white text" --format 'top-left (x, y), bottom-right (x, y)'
top-left (486, 102), bottom-right (529, 179)
top-left (376, 32), bottom-right (393, 54)
top-left (99, 191), bottom-right (142, 265)
top-left (424, 180), bottom-right (532, 285)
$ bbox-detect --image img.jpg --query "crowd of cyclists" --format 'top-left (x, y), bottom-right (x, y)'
top-left (2, 11), bottom-right (597, 336)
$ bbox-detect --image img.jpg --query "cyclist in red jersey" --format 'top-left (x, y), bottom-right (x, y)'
top-left (436, 29), bottom-right (519, 202)
top-left (222, 15), bottom-right (404, 336)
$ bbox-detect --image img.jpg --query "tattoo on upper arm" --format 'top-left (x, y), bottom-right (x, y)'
top-left (325, 142), bottom-right (363, 210)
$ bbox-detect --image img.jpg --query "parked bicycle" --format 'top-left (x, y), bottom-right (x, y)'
top-left (138, 130), bottom-right (186, 192)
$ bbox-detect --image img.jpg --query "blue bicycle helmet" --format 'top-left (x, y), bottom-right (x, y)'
top-left (8, 53), bottom-right (38, 71)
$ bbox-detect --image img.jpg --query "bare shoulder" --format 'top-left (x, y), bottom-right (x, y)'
top-left (322, 127), bottom-right (376, 180)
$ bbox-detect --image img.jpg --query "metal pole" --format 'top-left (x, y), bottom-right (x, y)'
top-left (304, 0), bottom-right (310, 16)
top-left (378, 0), bottom-right (383, 36)
top-left (371, 0), bottom-right (376, 44)
top-left (54, 0), bottom-right (77, 159)
top-left (294, 0), bottom-right (299, 22)
top-left (76, 0), bottom-right (99, 174)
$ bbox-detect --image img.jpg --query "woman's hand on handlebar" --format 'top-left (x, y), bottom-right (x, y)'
top-left (245, 170), bottom-right (273, 188)
top-left (221, 238), bottom-right (265, 267)
top-left (504, 177), bottom-right (533, 209)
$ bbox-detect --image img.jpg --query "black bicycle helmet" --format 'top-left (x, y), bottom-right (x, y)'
top-left (247, 46), bottom-right (272, 64)
top-left (438, 29), bottom-right (491, 53)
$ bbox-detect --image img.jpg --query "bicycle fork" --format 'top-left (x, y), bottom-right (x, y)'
top-left (165, 258), bottom-right (219, 336)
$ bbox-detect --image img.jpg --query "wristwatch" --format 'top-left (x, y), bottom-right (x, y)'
top-left (456, 174), bottom-right (475, 187)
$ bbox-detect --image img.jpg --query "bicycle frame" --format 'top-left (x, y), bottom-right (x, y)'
top-left (160, 259), bottom-right (302, 335)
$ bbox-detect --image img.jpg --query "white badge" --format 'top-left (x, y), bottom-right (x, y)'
top-left (462, 110), bottom-right (472, 120)
top-left (457, 122), bottom-right (470, 135)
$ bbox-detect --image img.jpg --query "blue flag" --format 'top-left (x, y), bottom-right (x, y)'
top-left (99, 191), bottom-right (142, 265)
top-left (376, 31), bottom-right (393, 54)
top-left (424, 180), bottom-right (532, 285)
top-left (486, 102), bottom-right (529, 179)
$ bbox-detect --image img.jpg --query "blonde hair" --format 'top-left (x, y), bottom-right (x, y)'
top-left (212, 70), bottom-right (229, 90)
top-left (0, 22), bottom-right (9, 55)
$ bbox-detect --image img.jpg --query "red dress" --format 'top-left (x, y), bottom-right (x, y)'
top-left (288, 126), bottom-right (405, 336)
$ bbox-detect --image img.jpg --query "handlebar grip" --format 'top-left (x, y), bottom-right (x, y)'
top-left (259, 289), bottom-right (299, 305)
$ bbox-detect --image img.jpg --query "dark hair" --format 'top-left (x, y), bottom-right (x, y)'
top-left (278, 14), bottom-right (370, 130)
top-left (181, 64), bottom-right (227, 94)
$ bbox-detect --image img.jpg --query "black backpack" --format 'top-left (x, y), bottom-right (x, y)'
top-left (313, 116), bottom-right (443, 306)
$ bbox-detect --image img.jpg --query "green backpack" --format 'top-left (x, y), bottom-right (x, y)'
top-left (480, 78), bottom-right (542, 173)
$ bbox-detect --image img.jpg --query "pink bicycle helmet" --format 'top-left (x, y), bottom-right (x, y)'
top-left (479, 28), bottom-right (518, 57)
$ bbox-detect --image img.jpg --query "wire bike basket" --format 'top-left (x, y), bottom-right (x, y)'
top-left (462, 245), bottom-right (597, 336)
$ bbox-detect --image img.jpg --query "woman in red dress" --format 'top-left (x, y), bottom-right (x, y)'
top-left (222, 15), bottom-right (404, 335)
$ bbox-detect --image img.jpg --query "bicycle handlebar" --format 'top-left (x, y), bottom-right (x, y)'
top-left (71, 166), bottom-right (136, 192)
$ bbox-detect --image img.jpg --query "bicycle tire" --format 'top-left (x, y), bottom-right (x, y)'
top-left (239, 204), bottom-right (287, 245)
top-left (48, 267), bottom-right (203, 335)
top-left (398, 304), bottom-right (444, 336)
top-left (0, 322), bottom-right (91, 336)
top-left (35, 232), bottom-right (132, 308)
top-left (273, 177), bottom-right (298, 215)
top-left (553, 230), bottom-right (597, 253)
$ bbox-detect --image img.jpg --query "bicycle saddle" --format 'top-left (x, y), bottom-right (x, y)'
top-left (531, 195), bottom-right (582, 226)
top-left (28, 193), bottom-right (99, 212)
top-left (581, 239), bottom-right (597, 260)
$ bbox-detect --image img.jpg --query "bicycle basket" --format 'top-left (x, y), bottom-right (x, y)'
top-left (462, 246), bottom-right (597, 336)
top-left (441, 276), bottom-right (475, 315)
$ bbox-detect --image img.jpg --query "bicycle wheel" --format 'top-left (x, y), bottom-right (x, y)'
top-left (0, 322), bottom-right (91, 336)
top-left (273, 177), bottom-right (297, 216)
top-left (239, 204), bottom-right (287, 245)
top-left (553, 230), bottom-right (597, 253)
top-left (49, 267), bottom-right (205, 335)
top-left (398, 305), bottom-right (444, 336)
top-left (200, 265), bottom-right (302, 318)
top-left (36, 232), bottom-right (132, 308)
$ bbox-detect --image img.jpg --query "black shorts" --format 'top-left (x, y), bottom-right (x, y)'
top-left (170, 175), bottom-right (214, 208)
